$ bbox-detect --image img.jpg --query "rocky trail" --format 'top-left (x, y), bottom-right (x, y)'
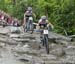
top-left (0, 26), bottom-right (75, 64)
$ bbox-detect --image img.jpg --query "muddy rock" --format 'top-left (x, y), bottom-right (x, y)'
top-left (65, 45), bottom-right (75, 55)
top-left (50, 48), bottom-right (65, 57)
top-left (29, 40), bottom-right (40, 50)
top-left (40, 54), bottom-right (57, 60)
top-left (0, 27), bottom-right (10, 35)
top-left (0, 42), bottom-right (5, 47)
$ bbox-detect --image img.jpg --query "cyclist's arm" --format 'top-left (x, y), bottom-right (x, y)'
top-left (48, 22), bottom-right (54, 29)
top-left (38, 19), bottom-right (41, 23)
top-left (23, 13), bottom-right (26, 26)
top-left (32, 13), bottom-right (36, 18)
top-left (46, 20), bottom-right (49, 24)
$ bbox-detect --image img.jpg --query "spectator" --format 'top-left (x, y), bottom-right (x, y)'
top-left (1, 14), bottom-right (4, 20)
top-left (13, 18), bottom-right (18, 26)
top-left (0, 13), bottom-right (2, 21)
top-left (7, 17), bottom-right (12, 25)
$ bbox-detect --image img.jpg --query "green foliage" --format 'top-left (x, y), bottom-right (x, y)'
top-left (0, 0), bottom-right (75, 35)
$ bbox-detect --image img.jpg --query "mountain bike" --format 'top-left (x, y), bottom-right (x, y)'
top-left (40, 27), bottom-right (49, 54)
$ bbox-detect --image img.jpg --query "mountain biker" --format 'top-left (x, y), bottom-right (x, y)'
top-left (23, 7), bottom-right (36, 32)
top-left (38, 15), bottom-right (48, 28)
top-left (38, 16), bottom-right (49, 54)
top-left (38, 15), bottom-right (54, 31)
top-left (13, 18), bottom-right (18, 26)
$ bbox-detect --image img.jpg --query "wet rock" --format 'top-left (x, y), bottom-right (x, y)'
top-left (65, 46), bottom-right (75, 55)
top-left (61, 55), bottom-right (75, 63)
top-left (16, 54), bottom-right (44, 64)
top-left (9, 34), bottom-right (20, 38)
top-left (12, 38), bottom-right (30, 42)
top-left (48, 32), bottom-right (72, 42)
top-left (50, 43), bottom-right (59, 50)
top-left (49, 43), bottom-right (65, 51)
top-left (23, 43), bottom-right (30, 48)
top-left (14, 43), bottom-right (30, 52)
top-left (30, 57), bottom-right (44, 64)
top-left (50, 48), bottom-right (65, 57)
top-left (55, 40), bottom-right (70, 46)
top-left (0, 37), bottom-right (18, 45)
top-left (13, 43), bottom-right (37, 53)
top-left (0, 27), bottom-right (10, 35)
top-left (40, 54), bottom-right (57, 60)
top-left (9, 33), bottom-right (35, 39)
top-left (16, 54), bottom-right (33, 61)
top-left (0, 34), bottom-right (8, 38)
top-left (6, 26), bottom-right (21, 33)
top-left (22, 34), bottom-right (35, 39)
top-left (0, 42), bottom-right (5, 47)
top-left (29, 40), bottom-right (40, 50)
top-left (35, 34), bottom-right (41, 43)
top-left (14, 48), bottom-right (40, 56)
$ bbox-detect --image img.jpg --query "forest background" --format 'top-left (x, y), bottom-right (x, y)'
top-left (0, 0), bottom-right (75, 35)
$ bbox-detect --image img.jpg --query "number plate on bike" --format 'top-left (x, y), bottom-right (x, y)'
top-left (29, 17), bottom-right (33, 20)
top-left (43, 30), bottom-right (48, 34)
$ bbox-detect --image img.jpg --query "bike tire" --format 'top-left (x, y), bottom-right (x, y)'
top-left (44, 36), bottom-right (49, 54)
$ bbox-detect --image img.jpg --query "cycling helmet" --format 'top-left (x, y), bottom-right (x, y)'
top-left (27, 7), bottom-right (32, 11)
top-left (41, 15), bottom-right (47, 20)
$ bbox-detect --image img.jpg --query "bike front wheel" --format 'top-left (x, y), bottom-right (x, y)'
top-left (44, 36), bottom-right (49, 54)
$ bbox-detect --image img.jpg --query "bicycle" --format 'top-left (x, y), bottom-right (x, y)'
top-left (40, 26), bottom-right (49, 54)
top-left (25, 16), bottom-right (33, 33)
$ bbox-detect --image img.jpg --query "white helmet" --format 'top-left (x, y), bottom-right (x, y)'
top-left (41, 15), bottom-right (47, 20)
top-left (27, 7), bottom-right (32, 11)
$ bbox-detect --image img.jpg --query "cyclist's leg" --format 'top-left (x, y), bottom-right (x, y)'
top-left (25, 17), bottom-right (29, 32)
top-left (27, 20), bottom-right (30, 31)
top-left (29, 20), bottom-right (33, 31)
top-left (23, 22), bottom-right (25, 31)
top-left (24, 22), bottom-right (27, 32)
top-left (31, 20), bottom-right (34, 33)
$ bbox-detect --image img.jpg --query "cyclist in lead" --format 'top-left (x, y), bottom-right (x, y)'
top-left (38, 15), bottom-right (54, 31)
top-left (38, 15), bottom-right (53, 54)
